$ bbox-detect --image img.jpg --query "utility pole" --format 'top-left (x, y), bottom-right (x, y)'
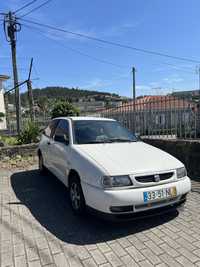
top-left (197, 66), bottom-right (200, 137)
top-left (6, 12), bottom-right (21, 134)
top-left (4, 93), bottom-right (10, 131)
top-left (132, 67), bottom-right (136, 100)
top-left (198, 66), bottom-right (200, 92)
top-left (27, 58), bottom-right (35, 121)
top-left (132, 67), bottom-right (136, 133)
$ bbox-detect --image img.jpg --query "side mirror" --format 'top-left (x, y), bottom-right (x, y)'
top-left (54, 134), bottom-right (69, 145)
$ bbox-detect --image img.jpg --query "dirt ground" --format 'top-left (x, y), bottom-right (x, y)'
top-left (0, 155), bottom-right (38, 171)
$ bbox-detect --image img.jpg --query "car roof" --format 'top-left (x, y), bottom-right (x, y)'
top-left (53, 116), bottom-right (115, 121)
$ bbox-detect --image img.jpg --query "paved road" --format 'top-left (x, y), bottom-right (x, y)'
top-left (0, 167), bottom-right (200, 267)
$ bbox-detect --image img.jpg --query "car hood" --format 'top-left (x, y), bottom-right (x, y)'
top-left (76, 141), bottom-right (183, 176)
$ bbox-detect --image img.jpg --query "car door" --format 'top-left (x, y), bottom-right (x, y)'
top-left (41, 119), bottom-right (59, 169)
top-left (49, 119), bottom-right (71, 185)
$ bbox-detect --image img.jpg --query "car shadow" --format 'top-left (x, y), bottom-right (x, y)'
top-left (10, 169), bottom-right (178, 245)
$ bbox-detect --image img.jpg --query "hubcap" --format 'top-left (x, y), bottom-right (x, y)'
top-left (70, 182), bottom-right (81, 210)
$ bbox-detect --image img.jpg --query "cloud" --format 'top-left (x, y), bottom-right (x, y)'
top-left (43, 19), bottom-right (142, 43)
top-left (3, 0), bottom-right (23, 10)
top-left (135, 75), bottom-right (184, 96)
top-left (148, 74), bottom-right (184, 90)
top-left (153, 63), bottom-right (195, 74)
top-left (100, 20), bottom-right (142, 37)
top-left (163, 77), bottom-right (183, 84)
top-left (136, 85), bottom-right (164, 96)
top-left (43, 24), bottom-right (96, 43)
top-left (136, 85), bottom-right (151, 91)
top-left (149, 81), bottom-right (160, 87)
top-left (81, 72), bottom-right (132, 90)
top-left (81, 78), bottom-right (112, 90)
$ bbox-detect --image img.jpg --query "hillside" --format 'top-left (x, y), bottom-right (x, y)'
top-left (11, 86), bottom-right (120, 106)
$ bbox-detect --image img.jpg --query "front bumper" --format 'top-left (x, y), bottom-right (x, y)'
top-left (82, 176), bottom-right (191, 214)
top-left (87, 197), bottom-right (186, 221)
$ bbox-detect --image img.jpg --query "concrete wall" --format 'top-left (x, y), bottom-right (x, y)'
top-left (143, 138), bottom-right (200, 179)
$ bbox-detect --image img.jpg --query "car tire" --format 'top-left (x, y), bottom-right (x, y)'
top-left (38, 153), bottom-right (47, 174)
top-left (69, 175), bottom-right (86, 215)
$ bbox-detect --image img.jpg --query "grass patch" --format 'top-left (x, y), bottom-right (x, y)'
top-left (0, 135), bottom-right (18, 146)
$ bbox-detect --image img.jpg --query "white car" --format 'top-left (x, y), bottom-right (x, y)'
top-left (38, 117), bottom-right (191, 219)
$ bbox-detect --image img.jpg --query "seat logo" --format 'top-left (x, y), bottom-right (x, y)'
top-left (154, 174), bottom-right (160, 182)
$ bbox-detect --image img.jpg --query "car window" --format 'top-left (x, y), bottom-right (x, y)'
top-left (44, 119), bottom-right (59, 138)
top-left (54, 119), bottom-right (69, 141)
top-left (73, 120), bottom-right (137, 144)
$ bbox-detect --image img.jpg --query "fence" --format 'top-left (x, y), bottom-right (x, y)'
top-left (2, 92), bottom-right (200, 140)
top-left (84, 95), bottom-right (199, 139)
top-left (2, 94), bottom-right (50, 135)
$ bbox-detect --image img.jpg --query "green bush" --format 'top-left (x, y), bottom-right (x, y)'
top-left (51, 100), bottom-right (79, 119)
top-left (17, 121), bottom-right (39, 144)
top-left (0, 136), bottom-right (18, 146)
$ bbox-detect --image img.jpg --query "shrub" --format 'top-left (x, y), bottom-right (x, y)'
top-left (51, 100), bottom-right (79, 119)
top-left (0, 135), bottom-right (18, 146)
top-left (17, 121), bottom-right (39, 144)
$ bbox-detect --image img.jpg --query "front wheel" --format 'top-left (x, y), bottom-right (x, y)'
top-left (69, 177), bottom-right (86, 215)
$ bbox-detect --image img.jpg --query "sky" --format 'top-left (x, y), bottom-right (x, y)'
top-left (1, 0), bottom-right (200, 97)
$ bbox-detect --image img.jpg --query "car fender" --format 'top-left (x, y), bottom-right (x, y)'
top-left (66, 146), bottom-right (109, 188)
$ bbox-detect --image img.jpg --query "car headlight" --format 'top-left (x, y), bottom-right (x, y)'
top-left (102, 175), bottom-right (133, 188)
top-left (177, 167), bottom-right (187, 179)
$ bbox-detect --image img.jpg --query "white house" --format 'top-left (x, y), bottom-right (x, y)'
top-left (0, 75), bottom-right (9, 130)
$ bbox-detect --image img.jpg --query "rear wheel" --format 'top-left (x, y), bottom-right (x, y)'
top-left (69, 175), bottom-right (86, 215)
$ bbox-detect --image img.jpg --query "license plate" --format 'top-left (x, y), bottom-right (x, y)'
top-left (143, 187), bottom-right (177, 203)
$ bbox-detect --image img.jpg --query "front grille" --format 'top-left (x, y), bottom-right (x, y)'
top-left (135, 172), bottom-right (174, 183)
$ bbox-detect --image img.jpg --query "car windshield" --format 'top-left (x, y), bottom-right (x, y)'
top-left (73, 120), bottom-right (138, 144)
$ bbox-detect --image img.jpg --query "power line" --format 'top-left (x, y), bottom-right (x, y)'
top-left (21, 22), bottom-right (130, 69)
top-left (157, 62), bottom-right (195, 74)
top-left (19, 17), bottom-right (200, 64)
top-left (14, 0), bottom-right (38, 14)
top-left (17, 23), bottom-right (131, 90)
top-left (21, 22), bottom-right (200, 76)
top-left (158, 62), bottom-right (195, 73)
top-left (19, 0), bottom-right (53, 18)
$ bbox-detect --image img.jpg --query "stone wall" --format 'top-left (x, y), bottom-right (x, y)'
top-left (143, 138), bottom-right (200, 179)
top-left (0, 143), bottom-right (38, 160)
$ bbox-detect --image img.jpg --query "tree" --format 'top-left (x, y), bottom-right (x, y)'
top-left (51, 101), bottom-right (79, 118)
top-left (37, 96), bottom-right (49, 119)
top-left (0, 112), bottom-right (5, 122)
top-left (19, 86), bottom-right (117, 106)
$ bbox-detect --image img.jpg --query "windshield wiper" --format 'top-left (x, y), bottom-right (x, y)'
top-left (108, 138), bottom-right (136, 143)
top-left (80, 138), bottom-right (136, 144)
top-left (83, 140), bottom-right (112, 144)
